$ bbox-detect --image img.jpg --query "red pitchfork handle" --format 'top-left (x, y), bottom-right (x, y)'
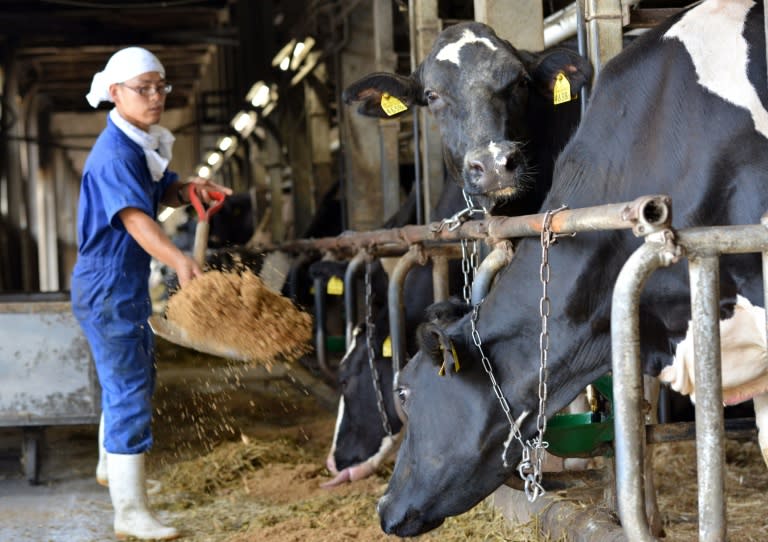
top-left (188, 185), bottom-right (227, 267)
top-left (188, 184), bottom-right (226, 223)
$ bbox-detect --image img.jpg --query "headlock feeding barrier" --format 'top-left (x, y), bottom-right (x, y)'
top-left (258, 193), bottom-right (766, 541)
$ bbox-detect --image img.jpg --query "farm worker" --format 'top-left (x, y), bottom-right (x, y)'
top-left (71, 46), bottom-right (231, 540)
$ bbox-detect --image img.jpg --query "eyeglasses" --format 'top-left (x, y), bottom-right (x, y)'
top-left (118, 83), bottom-right (173, 98)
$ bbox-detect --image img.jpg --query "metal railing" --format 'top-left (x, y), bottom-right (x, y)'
top-left (612, 218), bottom-right (768, 542)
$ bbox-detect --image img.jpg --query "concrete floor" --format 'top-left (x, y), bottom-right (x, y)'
top-left (0, 425), bottom-right (114, 542)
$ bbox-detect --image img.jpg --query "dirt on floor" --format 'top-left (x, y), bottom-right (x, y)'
top-left (2, 335), bottom-right (768, 542)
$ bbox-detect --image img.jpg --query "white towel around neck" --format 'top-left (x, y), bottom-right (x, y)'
top-left (109, 108), bottom-right (174, 182)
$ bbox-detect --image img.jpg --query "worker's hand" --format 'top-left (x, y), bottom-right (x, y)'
top-left (187, 176), bottom-right (233, 205)
top-left (174, 254), bottom-right (204, 288)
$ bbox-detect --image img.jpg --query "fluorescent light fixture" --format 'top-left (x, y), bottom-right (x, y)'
top-left (196, 165), bottom-right (212, 179)
top-left (230, 110), bottom-right (258, 137)
top-left (279, 56), bottom-right (290, 71)
top-left (246, 80), bottom-right (271, 108)
top-left (216, 135), bottom-right (237, 156)
top-left (158, 206), bottom-right (176, 222)
top-left (290, 51), bottom-right (321, 86)
top-left (205, 151), bottom-right (223, 170)
top-left (272, 39), bottom-right (296, 70)
top-left (290, 37), bottom-right (315, 70)
top-left (261, 102), bottom-right (276, 117)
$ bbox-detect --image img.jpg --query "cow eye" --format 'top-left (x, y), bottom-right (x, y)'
top-left (424, 90), bottom-right (441, 107)
top-left (396, 386), bottom-right (409, 405)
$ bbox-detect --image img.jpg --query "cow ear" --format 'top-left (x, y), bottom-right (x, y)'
top-left (416, 323), bottom-right (462, 376)
top-left (342, 72), bottom-right (423, 118)
top-left (524, 48), bottom-right (593, 104)
top-left (424, 297), bottom-right (472, 326)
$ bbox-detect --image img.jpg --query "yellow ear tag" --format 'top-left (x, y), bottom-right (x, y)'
top-left (382, 336), bottom-right (392, 358)
top-left (326, 276), bottom-right (344, 295)
top-left (553, 72), bottom-right (573, 106)
top-left (438, 341), bottom-right (461, 376)
top-left (381, 93), bottom-right (408, 116)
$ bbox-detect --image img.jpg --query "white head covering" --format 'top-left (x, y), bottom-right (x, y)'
top-left (86, 47), bottom-right (165, 108)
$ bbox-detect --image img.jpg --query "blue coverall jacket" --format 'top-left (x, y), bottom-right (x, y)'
top-left (71, 115), bottom-right (177, 454)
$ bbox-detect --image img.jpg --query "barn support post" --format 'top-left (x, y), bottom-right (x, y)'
top-left (687, 255), bottom-right (726, 542)
top-left (474, 0), bottom-right (543, 50)
top-left (408, 0), bottom-right (442, 223)
top-left (304, 63), bottom-right (335, 212)
top-left (264, 133), bottom-right (285, 243)
top-left (584, 0), bottom-right (626, 77)
top-left (373, 0), bottom-right (402, 222)
top-left (340, 4), bottom-right (385, 231)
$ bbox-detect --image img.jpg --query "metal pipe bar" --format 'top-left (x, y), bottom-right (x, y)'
top-left (431, 255), bottom-right (450, 302)
top-left (611, 240), bottom-right (672, 542)
top-left (470, 244), bottom-right (515, 304)
top-left (688, 256), bottom-right (726, 542)
top-left (388, 248), bottom-right (421, 379)
top-left (386, 244), bottom-right (464, 378)
top-left (344, 251), bottom-right (367, 348)
top-left (271, 194), bottom-right (672, 256)
top-left (313, 276), bottom-right (335, 380)
top-left (612, 219), bottom-right (768, 541)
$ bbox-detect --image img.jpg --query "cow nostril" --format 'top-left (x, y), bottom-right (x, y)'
top-left (504, 153), bottom-right (517, 171)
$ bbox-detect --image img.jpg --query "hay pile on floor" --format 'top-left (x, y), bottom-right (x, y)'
top-left (165, 270), bottom-right (313, 364)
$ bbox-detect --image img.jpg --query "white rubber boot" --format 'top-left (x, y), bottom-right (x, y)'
top-left (107, 452), bottom-right (180, 540)
top-left (96, 414), bottom-right (108, 486)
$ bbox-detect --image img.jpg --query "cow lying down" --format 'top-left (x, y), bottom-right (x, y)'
top-left (660, 295), bottom-right (768, 467)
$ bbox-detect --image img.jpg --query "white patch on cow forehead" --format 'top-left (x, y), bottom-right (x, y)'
top-left (665, 0), bottom-right (768, 139)
top-left (436, 29), bottom-right (498, 67)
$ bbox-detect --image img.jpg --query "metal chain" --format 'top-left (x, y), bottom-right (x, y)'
top-left (460, 238), bottom-right (478, 304)
top-left (430, 189), bottom-right (486, 233)
top-left (365, 258), bottom-right (393, 437)
top-left (469, 204), bottom-right (570, 503)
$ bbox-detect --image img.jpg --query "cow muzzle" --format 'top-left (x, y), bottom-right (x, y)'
top-left (462, 141), bottom-right (526, 198)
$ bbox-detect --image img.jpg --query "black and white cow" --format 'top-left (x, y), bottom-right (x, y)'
top-left (343, 21), bottom-right (592, 215)
top-left (322, 183), bottom-right (466, 486)
top-left (378, 0), bottom-right (768, 536)
top-left (324, 22), bottom-right (593, 486)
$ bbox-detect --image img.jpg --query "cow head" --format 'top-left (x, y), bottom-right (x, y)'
top-left (323, 322), bottom-right (404, 488)
top-left (377, 300), bottom-right (527, 536)
top-left (343, 21), bottom-right (591, 212)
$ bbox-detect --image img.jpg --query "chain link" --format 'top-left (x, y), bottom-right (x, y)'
top-left (460, 238), bottom-right (478, 304)
top-left (430, 190), bottom-right (486, 232)
top-left (365, 258), bottom-right (393, 437)
top-left (468, 204), bottom-right (570, 503)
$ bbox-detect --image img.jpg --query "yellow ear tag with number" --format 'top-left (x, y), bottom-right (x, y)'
top-left (438, 341), bottom-right (461, 376)
top-left (326, 276), bottom-right (344, 295)
top-left (382, 336), bottom-right (392, 358)
top-left (553, 72), bottom-right (573, 106)
top-left (381, 93), bottom-right (408, 116)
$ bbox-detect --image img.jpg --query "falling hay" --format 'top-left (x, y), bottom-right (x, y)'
top-left (165, 270), bottom-right (313, 364)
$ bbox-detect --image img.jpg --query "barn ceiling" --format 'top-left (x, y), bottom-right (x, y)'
top-left (0, 0), bottom-right (237, 112)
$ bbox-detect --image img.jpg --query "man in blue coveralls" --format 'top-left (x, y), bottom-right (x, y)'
top-left (71, 46), bottom-right (232, 540)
